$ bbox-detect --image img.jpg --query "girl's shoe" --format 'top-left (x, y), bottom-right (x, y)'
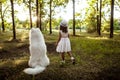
top-left (71, 57), bottom-right (75, 65)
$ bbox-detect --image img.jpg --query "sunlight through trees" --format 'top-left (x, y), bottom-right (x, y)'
top-left (0, 0), bottom-right (120, 38)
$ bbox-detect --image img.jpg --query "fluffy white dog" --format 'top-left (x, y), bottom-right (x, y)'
top-left (24, 28), bottom-right (50, 75)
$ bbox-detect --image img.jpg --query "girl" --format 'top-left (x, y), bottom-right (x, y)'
top-left (56, 20), bottom-right (75, 65)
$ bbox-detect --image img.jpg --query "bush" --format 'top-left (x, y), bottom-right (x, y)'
top-left (86, 26), bottom-right (96, 33)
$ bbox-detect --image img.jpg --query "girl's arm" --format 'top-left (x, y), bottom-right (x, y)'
top-left (56, 32), bottom-right (61, 45)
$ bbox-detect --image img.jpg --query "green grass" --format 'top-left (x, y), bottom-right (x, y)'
top-left (0, 30), bottom-right (120, 80)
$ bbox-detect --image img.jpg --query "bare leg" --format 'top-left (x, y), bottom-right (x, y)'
top-left (60, 52), bottom-right (65, 65)
top-left (67, 51), bottom-right (75, 64)
top-left (67, 51), bottom-right (73, 57)
top-left (61, 52), bottom-right (65, 61)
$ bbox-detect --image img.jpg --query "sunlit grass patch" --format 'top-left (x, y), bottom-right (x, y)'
top-left (86, 36), bottom-right (109, 40)
top-left (15, 60), bottom-right (25, 65)
top-left (0, 60), bottom-right (14, 68)
top-left (0, 56), bottom-right (28, 67)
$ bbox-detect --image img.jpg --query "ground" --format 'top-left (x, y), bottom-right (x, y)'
top-left (0, 30), bottom-right (120, 80)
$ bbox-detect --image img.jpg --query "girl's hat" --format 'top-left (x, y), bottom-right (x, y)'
top-left (60, 20), bottom-right (68, 27)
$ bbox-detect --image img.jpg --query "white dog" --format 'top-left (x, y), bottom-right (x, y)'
top-left (24, 28), bottom-right (50, 75)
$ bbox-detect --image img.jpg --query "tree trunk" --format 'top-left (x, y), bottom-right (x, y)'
top-left (73, 0), bottom-right (75, 36)
top-left (10, 0), bottom-right (16, 40)
top-left (110, 0), bottom-right (114, 38)
top-left (96, 0), bottom-right (99, 35)
top-left (39, 1), bottom-right (42, 30)
top-left (0, 2), bottom-right (5, 32)
top-left (29, 0), bottom-right (32, 28)
top-left (49, 0), bottom-right (52, 34)
top-left (99, 0), bottom-right (102, 36)
top-left (36, 0), bottom-right (39, 28)
top-left (1, 15), bottom-right (5, 32)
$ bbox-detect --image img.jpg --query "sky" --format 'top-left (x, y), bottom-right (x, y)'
top-left (54, 0), bottom-right (88, 21)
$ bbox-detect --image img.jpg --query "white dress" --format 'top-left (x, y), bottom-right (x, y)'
top-left (56, 30), bottom-right (71, 53)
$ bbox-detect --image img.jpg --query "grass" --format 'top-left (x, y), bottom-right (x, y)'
top-left (0, 30), bottom-right (120, 80)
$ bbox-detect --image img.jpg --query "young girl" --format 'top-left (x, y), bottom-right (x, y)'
top-left (56, 20), bottom-right (75, 65)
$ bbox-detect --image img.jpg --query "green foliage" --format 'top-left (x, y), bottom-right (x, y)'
top-left (52, 0), bottom-right (69, 7)
top-left (51, 18), bottom-right (61, 29)
top-left (0, 0), bottom-right (6, 3)
top-left (102, 20), bottom-right (110, 32)
top-left (84, 0), bottom-right (97, 33)
top-left (114, 19), bottom-right (120, 30)
top-left (102, 18), bottom-right (120, 32)
top-left (85, 12), bottom-right (97, 33)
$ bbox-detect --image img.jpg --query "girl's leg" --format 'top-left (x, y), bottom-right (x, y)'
top-left (67, 51), bottom-right (72, 57)
top-left (61, 52), bottom-right (65, 61)
top-left (67, 52), bottom-right (75, 64)
top-left (60, 52), bottom-right (65, 64)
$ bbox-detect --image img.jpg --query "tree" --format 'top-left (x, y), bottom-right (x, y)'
top-left (0, 2), bottom-right (5, 32)
top-left (96, 0), bottom-right (102, 36)
top-left (110, 0), bottom-right (114, 38)
top-left (0, 1), bottom-right (9, 32)
top-left (39, 0), bottom-right (43, 30)
top-left (73, 0), bottom-right (75, 36)
top-left (36, 0), bottom-right (39, 28)
top-left (99, 0), bottom-right (102, 36)
top-left (10, 0), bottom-right (16, 40)
top-left (29, 0), bottom-right (33, 28)
top-left (96, 0), bottom-right (99, 35)
top-left (23, 0), bottom-right (33, 29)
top-left (85, 0), bottom-right (97, 33)
top-left (49, 0), bottom-right (52, 34)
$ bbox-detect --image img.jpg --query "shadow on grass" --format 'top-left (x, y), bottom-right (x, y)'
top-left (97, 66), bottom-right (120, 80)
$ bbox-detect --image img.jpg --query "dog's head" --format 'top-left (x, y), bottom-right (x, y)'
top-left (29, 28), bottom-right (44, 43)
top-left (30, 28), bottom-right (40, 37)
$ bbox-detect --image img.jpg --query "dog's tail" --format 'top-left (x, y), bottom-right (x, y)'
top-left (23, 66), bottom-right (45, 75)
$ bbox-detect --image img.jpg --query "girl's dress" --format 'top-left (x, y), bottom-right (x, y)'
top-left (56, 30), bottom-right (71, 53)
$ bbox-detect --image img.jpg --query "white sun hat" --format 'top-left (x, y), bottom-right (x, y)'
top-left (60, 20), bottom-right (68, 27)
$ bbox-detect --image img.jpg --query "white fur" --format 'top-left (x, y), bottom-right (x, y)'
top-left (23, 28), bottom-right (50, 75)
top-left (23, 66), bottom-right (45, 75)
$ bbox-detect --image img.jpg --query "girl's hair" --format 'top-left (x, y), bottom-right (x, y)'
top-left (60, 25), bottom-right (68, 33)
